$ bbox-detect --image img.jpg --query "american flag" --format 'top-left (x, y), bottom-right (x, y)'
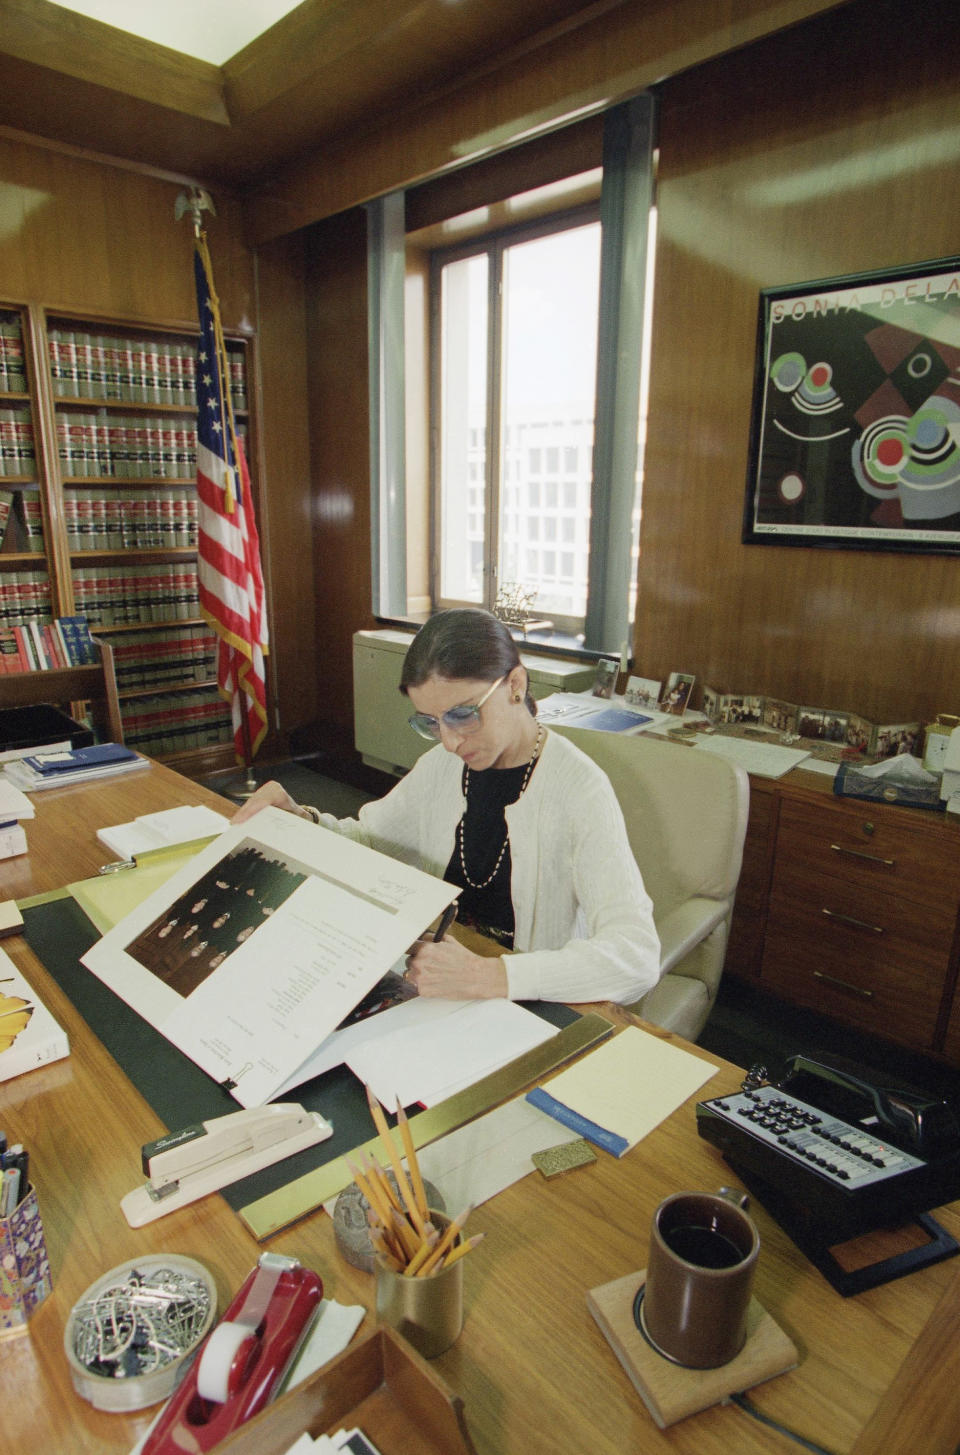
top-left (193, 238), bottom-right (268, 762)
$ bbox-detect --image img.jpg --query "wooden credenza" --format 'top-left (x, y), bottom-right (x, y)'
top-left (726, 768), bottom-right (960, 1062)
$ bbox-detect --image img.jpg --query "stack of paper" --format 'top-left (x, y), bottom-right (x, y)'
top-left (337, 999), bottom-right (559, 1110)
top-left (0, 779), bottom-right (33, 860)
top-left (0, 738), bottom-right (71, 765)
top-left (283, 1428), bottom-right (381, 1455)
top-left (692, 734), bottom-right (810, 779)
top-left (5, 742), bottom-right (148, 791)
top-left (97, 805), bottom-right (230, 860)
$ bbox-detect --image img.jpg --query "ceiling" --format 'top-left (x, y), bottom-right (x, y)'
top-left (0, 0), bottom-right (615, 190)
top-left (44, 0), bottom-right (305, 65)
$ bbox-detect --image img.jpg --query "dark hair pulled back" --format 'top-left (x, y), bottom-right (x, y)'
top-left (399, 608), bottom-right (537, 715)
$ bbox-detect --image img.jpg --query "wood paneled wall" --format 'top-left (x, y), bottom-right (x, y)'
top-left (303, 208), bottom-right (376, 747)
top-left (300, 0), bottom-right (960, 744)
top-left (0, 136), bottom-right (251, 323)
top-left (245, 0), bottom-right (848, 244)
top-left (252, 230), bottom-right (318, 738)
top-left (10, 0), bottom-right (955, 756)
top-left (636, 0), bottom-right (960, 724)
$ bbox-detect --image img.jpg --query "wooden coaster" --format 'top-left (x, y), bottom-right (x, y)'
top-left (587, 1270), bottom-right (799, 1428)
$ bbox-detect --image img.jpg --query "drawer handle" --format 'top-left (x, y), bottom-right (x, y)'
top-left (813, 970), bottom-right (874, 999)
top-left (830, 843), bottom-right (895, 868)
top-left (821, 907), bottom-right (885, 935)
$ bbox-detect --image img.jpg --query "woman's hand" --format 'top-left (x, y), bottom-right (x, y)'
top-left (405, 937), bottom-right (508, 999)
top-left (231, 779), bottom-right (307, 824)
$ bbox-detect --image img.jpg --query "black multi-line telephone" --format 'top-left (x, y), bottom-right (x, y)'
top-left (696, 1053), bottom-right (960, 1293)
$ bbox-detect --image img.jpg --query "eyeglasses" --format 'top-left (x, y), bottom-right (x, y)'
top-left (408, 676), bottom-right (506, 741)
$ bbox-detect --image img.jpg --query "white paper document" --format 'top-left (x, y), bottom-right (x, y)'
top-left (693, 733), bottom-right (810, 778)
top-left (413, 1096), bottom-right (582, 1208)
top-left (0, 778), bottom-right (35, 821)
top-left (96, 804), bottom-right (230, 859)
top-left (275, 994), bottom-right (467, 1094)
top-left (81, 806), bottom-right (458, 1107)
top-left (322, 1097), bottom-right (582, 1221)
top-left (344, 999), bottom-right (559, 1110)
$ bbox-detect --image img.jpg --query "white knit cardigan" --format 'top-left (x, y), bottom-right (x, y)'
top-left (316, 729), bottom-right (660, 1006)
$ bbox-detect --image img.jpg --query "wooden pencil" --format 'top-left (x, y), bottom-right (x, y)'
top-left (436, 1232), bottom-right (485, 1271)
top-left (403, 1227), bottom-right (440, 1277)
top-left (365, 1084), bottom-right (427, 1236)
top-left (368, 1220), bottom-right (403, 1270)
top-left (416, 1203), bottom-right (474, 1277)
top-left (389, 1204), bottom-right (421, 1261)
top-left (348, 1154), bottom-right (393, 1227)
top-left (395, 1097), bottom-right (428, 1222)
top-left (359, 1148), bottom-right (402, 1215)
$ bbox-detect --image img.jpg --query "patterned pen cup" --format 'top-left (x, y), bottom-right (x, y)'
top-left (0, 1184), bottom-right (53, 1339)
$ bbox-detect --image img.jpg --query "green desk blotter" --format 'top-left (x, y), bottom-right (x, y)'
top-left (19, 889), bottom-right (606, 1235)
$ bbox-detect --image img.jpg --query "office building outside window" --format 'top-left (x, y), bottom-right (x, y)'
top-left (433, 214), bottom-right (601, 634)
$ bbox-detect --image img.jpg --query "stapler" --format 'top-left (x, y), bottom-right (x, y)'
top-left (141, 1252), bottom-right (323, 1455)
top-left (121, 1103), bottom-right (333, 1226)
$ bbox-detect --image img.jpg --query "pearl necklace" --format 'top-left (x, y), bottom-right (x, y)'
top-left (457, 724), bottom-right (545, 890)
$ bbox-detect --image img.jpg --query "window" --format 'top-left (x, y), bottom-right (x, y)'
top-left (432, 212), bottom-right (600, 633)
top-left (368, 95), bottom-right (656, 652)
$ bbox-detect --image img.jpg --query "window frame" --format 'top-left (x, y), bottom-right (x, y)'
top-left (367, 94), bottom-right (657, 657)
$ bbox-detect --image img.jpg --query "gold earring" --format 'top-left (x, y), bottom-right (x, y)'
top-left (514, 692), bottom-right (522, 703)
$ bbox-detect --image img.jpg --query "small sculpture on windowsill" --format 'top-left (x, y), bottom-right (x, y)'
top-left (493, 583), bottom-right (551, 635)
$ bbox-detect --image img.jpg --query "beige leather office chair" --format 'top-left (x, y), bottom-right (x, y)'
top-left (553, 724), bottom-right (750, 1041)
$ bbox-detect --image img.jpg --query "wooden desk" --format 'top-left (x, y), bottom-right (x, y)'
top-left (1, 764), bottom-right (959, 1453)
top-left (0, 756), bottom-right (232, 901)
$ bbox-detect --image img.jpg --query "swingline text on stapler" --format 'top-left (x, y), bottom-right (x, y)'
top-left (121, 1103), bottom-right (333, 1226)
top-left (140, 1252), bottom-right (323, 1455)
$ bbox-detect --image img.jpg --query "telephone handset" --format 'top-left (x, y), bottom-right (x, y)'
top-left (696, 1052), bottom-right (960, 1293)
top-left (775, 1053), bottom-right (960, 1159)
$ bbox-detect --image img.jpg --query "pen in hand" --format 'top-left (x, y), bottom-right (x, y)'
top-left (433, 902), bottom-right (458, 942)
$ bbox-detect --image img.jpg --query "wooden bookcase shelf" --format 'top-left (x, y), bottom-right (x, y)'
top-left (1, 639), bottom-right (122, 743)
top-left (0, 300), bottom-right (257, 774)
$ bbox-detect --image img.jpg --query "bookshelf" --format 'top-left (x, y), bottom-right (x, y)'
top-left (2, 638), bottom-right (123, 744)
top-left (0, 302), bottom-right (258, 773)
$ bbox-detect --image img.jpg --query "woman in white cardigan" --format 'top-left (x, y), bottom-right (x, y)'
top-left (234, 609), bottom-right (660, 1006)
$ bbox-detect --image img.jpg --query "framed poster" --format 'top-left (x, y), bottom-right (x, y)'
top-left (743, 256), bottom-right (960, 552)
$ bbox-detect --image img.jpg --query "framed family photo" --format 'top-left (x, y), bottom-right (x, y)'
top-left (661, 672), bottom-right (695, 716)
top-left (743, 255), bottom-right (960, 554)
top-left (591, 657), bottom-right (620, 698)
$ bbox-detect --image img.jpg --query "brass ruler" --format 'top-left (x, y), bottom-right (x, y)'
top-left (240, 1009), bottom-right (615, 1240)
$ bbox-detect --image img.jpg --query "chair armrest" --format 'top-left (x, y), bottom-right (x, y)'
top-left (655, 896), bottom-right (731, 976)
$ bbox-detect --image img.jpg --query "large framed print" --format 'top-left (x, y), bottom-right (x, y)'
top-left (743, 256), bottom-right (960, 552)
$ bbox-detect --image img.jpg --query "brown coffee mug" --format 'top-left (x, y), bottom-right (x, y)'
top-left (639, 1187), bottom-right (759, 1368)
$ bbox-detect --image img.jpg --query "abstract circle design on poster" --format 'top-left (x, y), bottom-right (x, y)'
top-left (852, 394), bottom-right (960, 520)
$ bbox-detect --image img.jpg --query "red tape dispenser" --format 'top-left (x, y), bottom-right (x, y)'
top-left (142, 1251), bottom-right (323, 1454)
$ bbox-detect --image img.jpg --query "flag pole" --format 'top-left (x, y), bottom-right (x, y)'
top-left (233, 674), bottom-right (259, 798)
top-left (178, 188), bottom-right (265, 801)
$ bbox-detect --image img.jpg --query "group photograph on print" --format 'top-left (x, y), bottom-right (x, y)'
top-left (126, 840), bottom-right (308, 997)
top-left (743, 255), bottom-right (960, 553)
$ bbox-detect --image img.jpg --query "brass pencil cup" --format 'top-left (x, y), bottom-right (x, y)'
top-left (374, 1211), bottom-right (463, 1359)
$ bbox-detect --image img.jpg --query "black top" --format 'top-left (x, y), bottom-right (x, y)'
top-left (443, 760), bottom-right (533, 949)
